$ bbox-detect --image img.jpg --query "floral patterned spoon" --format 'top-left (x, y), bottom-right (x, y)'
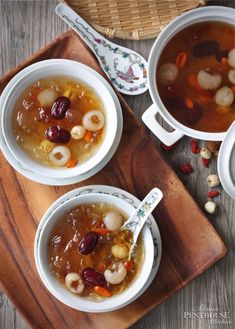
top-left (56, 3), bottom-right (148, 95)
top-left (121, 187), bottom-right (163, 258)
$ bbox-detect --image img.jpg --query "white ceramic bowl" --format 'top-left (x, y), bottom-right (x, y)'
top-left (142, 6), bottom-right (235, 146)
top-left (1, 59), bottom-right (121, 180)
top-left (34, 192), bottom-right (154, 312)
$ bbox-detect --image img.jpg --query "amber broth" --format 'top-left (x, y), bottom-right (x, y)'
top-left (157, 22), bottom-right (235, 132)
top-left (12, 76), bottom-right (105, 167)
top-left (47, 203), bottom-right (144, 299)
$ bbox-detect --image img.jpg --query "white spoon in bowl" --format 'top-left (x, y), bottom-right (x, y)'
top-left (55, 3), bottom-right (148, 96)
top-left (121, 187), bottom-right (163, 259)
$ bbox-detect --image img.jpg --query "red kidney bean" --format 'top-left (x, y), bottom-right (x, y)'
top-left (82, 268), bottom-right (106, 286)
top-left (215, 49), bottom-right (229, 62)
top-left (45, 126), bottom-right (70, 143)
top-left (192, 40), bottom-right (219, 58)
top-left (51, 96), bottom-right (71, 119)
top-left (79, 232), bottom-right (99, 255)
top-left (185, 104), bottom-right (203, 125)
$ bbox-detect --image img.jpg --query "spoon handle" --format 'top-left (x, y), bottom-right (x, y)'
top-left (123, 188), bottom-right (163, 250)
top-left (56, 3), bottom-right (105, 58)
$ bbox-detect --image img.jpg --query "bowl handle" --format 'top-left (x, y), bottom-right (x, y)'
top-left (142, 104), bottom-right (184, 146)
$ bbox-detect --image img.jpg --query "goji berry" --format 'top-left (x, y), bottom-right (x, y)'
top-left (202, 157), bottom-right (209, 167)
top-left (176, 52), bottom-right (188, 68)
top-left (124, 260), bottom-right (134, 271)
top-left (208, 191), bottom-right (220, 198)
top-left (191, 139), bottom-right (201, 154)
top-left (180, 163), bottom-right (193, 174)
top-left (160, 142), bottom-right (177, 152)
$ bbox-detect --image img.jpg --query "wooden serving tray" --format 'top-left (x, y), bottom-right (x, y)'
top-left (0, 31), bottom-right (227, 329)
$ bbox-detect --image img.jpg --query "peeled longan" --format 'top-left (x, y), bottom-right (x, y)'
top-left (228, 48), bottom-right (235, 68)
top-left (111, 244), bottom-right (128, 259)
top-left (158, 63), bottom-right (178, 85)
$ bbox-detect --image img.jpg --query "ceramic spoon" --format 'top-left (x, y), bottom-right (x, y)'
top-left (55, 3), bottom-right (148, 95)
top-left (121, 187), bottom-right (163, 258)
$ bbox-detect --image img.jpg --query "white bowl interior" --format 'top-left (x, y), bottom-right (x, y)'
top-left (2, 60), bottom-right (118, 178)
top-left (35, 193), bottom-right (154, 312)
top-left (148, 6), bottom-right (235, 141)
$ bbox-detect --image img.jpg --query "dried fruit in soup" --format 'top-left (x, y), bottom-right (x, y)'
top-left (79, 232), bottom-right (99, 255)
top-left (46, 126), bottom-right (71, 143)
top-left (185, 104), bottom-right (203, 125)
top-left (192, 40), bottom-right (219, 58)
top-left (82, 267), bottom-right (106, 286)
top-left (51, 96), bottom-right (71, 119)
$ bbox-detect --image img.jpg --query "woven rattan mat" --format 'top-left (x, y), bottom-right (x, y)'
top-left (65, 0), bottom-right (205, 40)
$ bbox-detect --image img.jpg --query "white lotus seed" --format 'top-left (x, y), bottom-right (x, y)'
top-left (207, 175), bottom-right (220, 187)
top-left (204, 201), bottom-right (217, 214)
top-left (228, 48), bottom-right (235, 68)
top-left (200, 147), bottom-right (212, 160)
top-left (228, 69), bottom-right (235, 84)
top-left (70, 125), bottom-right (86, 140)
top-left (197, 70), bottom-right (222, 90)
top-left (158, 63), bottom-right (179, 85)
top-left (215, 86), bottom-right (234, 107)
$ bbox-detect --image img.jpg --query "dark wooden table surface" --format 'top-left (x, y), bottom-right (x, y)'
top-left (0, 1), bottom-right (234, 329)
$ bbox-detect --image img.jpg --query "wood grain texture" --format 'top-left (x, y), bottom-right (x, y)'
top-left (0, 1), bottom-right (234, 329)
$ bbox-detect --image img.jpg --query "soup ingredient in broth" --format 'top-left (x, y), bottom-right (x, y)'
top-left (215, 86), bottom-right (234, 107)
top-left (103, 211), bottom-right (123, 231)
top-left (111, 244), bottom-right (129, 259)
top-left (176, 52), bottom-right (188, 68)
top-left (51, 96), bottom-right (71, 119)
top-left (215, 49), bottom-right (229, 62)
top-left (65, 272), bottom-right (84, 294)
top-left (49, 145), bottom-right (71, 166)
top-left (46, 126), bottom-right (71, 143)
top-left (93, 285), bottom-right (112, 297)
top-left (79, 232), bottom-right (99, 255)
top-left (228, 69), bottom-right (235, 84)
top-left (82, 267), bottom-right (106, 286)
top-left (104, 262), bottom-right (127, 285)
top-left (82, 110), bottom-right (105, 131)
top-left (48, 203), bottom-right (143, 300)
top-left (228, 48), bottom-right (235, 68)
top-left (157, 22), bottom-right (235, 132)
top-left (158, 63), bottom-right (178, 85)
top-left (185, 104), bottom-right (203, 125)
top-left (70, 125), bottom-right (86, 140)
top-left (197, 70), bottom-right (222, 90)
top-left (13, 77), bottom-right (106, 168)
top-left (192, 40), bottom-right (219, 58)
top-left (37, 88), bottom-right (57, 107)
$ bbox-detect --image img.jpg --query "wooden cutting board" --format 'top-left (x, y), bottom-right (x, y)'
top-left (0, 31), bottom-right (227, 329)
